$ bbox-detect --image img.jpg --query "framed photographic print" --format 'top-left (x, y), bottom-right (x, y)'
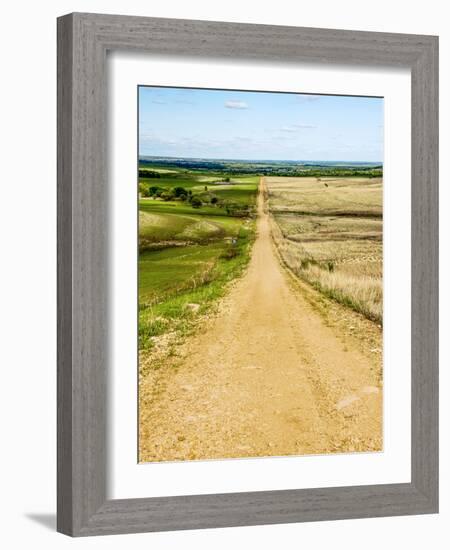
top-left (57, 13), bottom-right (438, 536)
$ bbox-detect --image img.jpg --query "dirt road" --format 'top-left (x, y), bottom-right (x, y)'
top-left (139, 178), bottom-right (382, 462)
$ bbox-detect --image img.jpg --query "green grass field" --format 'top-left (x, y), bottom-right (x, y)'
top-left (139, 200), bottom-right (228, 218)
top-left (138, 166), bottom-right (257, 353)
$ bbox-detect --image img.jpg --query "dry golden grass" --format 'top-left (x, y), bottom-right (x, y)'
top-left (267, 177), bottom-right (382, 323)
top-left (268, 176), bottom-right (382, 216)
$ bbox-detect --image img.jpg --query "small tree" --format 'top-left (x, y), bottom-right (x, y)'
top-left (148, 186), bottom-right (161, 196)
top-left (173, 186), bottom-right (187, 198)
top-left (210, 196), bottom-right (218, 205)
top-left (160, 190), bottom-right (175, 201)
top-left (138, 169), bottom-right (161, 178)
top-left (139, 182), bottom-right (149, 197)
top-left (190, 196), bottom-right (202, 208)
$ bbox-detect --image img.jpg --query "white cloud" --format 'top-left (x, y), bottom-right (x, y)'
top-left (280, 123), bottom-right (317, 132)
top-left (295, 95), bottom-right (321, 103)
top-left (224, 100), bottom-right (249, 110)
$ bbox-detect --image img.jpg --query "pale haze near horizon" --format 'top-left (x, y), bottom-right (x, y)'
top-left (139, 86), bottom-right (383, 163)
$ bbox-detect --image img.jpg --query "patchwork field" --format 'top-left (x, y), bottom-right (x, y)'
top-left (266, 176), bottom-right (383, 323)
top-left (138, 165), bottom-right (257, 356)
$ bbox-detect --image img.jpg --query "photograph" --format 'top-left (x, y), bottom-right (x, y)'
top-left (138, 85), bottom-right (384, 463)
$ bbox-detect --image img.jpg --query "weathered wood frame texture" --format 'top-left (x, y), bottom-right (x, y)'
top-left (57, 12), bottom-right (438, 536)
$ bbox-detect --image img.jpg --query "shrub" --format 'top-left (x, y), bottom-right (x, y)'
top-left (173, 186), bottom-right (188, 197)
top-left (225, 202), bottom-right (249, 217)
top-left (190, 196), bottom-right (202, 208)
top-left (300, 258), bottom-right (319, 269)
top-left (220, 246), bottom-right (240, 260)
top-left (160, 190), bottom-right (175, 201)
top-left (138, 169), bottom-right (161, 178)
top-left (139, 183), bottom-right (150, 197)
top-left (149, 186), bottom-right (162, 196)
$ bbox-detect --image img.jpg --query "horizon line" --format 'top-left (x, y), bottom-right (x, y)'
top-left (139, 154), bottom-right (383, 165)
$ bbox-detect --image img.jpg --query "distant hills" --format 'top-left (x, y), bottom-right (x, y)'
top-left (139, 156), bottom-right (383, 178)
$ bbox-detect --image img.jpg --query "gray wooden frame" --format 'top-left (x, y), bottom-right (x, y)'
top-left (57, 12), bottom-right (438, 537)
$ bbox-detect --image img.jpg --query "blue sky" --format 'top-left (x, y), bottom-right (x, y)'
top-left (138, 86), bottom-right (383, 162)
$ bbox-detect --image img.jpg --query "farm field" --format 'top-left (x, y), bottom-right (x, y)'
top-left (265, 176), bottom-right (383, 323)
top-left (139, 177), bottom-right (383, 462)
top-left (138, 165), bottom-right (257, 356)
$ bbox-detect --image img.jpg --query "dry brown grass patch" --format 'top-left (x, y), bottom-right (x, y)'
top-left (267, 176), bottom-right (383, 323)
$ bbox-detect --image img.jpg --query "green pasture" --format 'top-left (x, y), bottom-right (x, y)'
top-left (139, 205), bottom-right (247, 245)
top-left (198, 184), bottom-right (257, 205)
top-left (139, 243), bottom-right (225, 303)
top-left (139, 199), bottom-right (228, 218)
top-left (139, 165), bottom-right (258, 203)
top-left (139, 230), bottom-right (254, 350)
top-left (138, 167), bottom-right (257, 352)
